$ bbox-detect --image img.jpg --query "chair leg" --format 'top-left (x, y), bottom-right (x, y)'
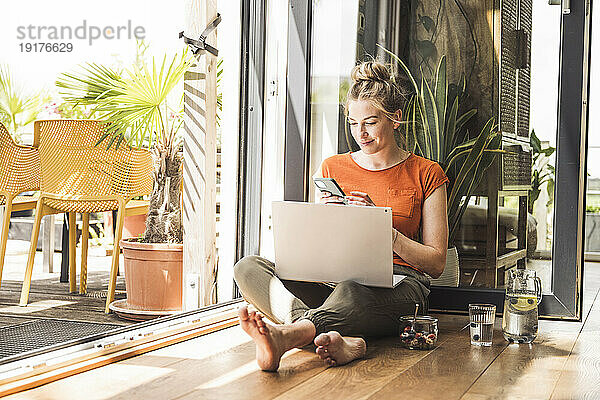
top-left (80, 213), bottom-right (89, 294)
top-left (0, 197), bottom-right (14, 289)
top-left (105, 206), bottom-right (125, 313)
top-left (69, 212), bottom-right (77, 293)
top-left (20, 201), bottom-right (46, 306)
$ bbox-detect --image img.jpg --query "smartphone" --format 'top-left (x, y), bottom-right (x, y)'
top-left (313, 177), bottom-right (346, 198)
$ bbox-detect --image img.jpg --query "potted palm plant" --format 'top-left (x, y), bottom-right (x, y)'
top-left (379, 48), bottom-right (503, 285)
top-left (56, 51), bottom-right (190, 314)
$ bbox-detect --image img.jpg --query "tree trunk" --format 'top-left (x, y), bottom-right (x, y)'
top-left (142, 143), bottom-right (183, 244)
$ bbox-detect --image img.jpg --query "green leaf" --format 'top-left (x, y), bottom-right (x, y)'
top-left (455, 109), bottom-right (477, 135)
top-left (546, 179), bottom-right (555, 205)
top-left (530, 129), bottom-right (542, 153)
top-left (420, 15), bottom-right (435, 32)
top-left (377, 44), bottom-right (418, 93)
top-left (448, 118), bottom-right (494, 214)
top-left (542, 147), bottom-right (556, 157)
top-left (448, 128), bottom-right (500, 243)
top-left (434, 56), bottom-right (447, 159)
top-left (421, 74), bottom-right (442, 160)
top-left (411, 98), bottom-right (426, 155)
top-left (445, 97), bottom-right (459, 161)
top-left (0, 65), bottom-right (46, 141)
top-left (402, 96), bottom-right (416, 151)
top-left (416, 40), bottom-right (437, 61)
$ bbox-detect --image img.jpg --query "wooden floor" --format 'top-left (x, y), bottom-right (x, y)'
top-left (6, 262), bottom-right (600, 400)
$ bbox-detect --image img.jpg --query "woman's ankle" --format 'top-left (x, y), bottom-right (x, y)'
top-left (286, 319), bottom-right (316, 348)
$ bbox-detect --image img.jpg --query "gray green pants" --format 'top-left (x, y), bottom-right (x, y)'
top-left (233, 255), bottom-right (431, 338)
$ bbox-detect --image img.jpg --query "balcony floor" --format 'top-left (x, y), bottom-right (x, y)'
top-left (0, 240), bottom-right (134, 328)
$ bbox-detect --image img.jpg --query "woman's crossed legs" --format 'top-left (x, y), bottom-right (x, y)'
top-left (233, 255), bottom-right (429, 371)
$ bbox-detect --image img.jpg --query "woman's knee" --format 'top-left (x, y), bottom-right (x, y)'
top-left (327, 280), bottom-right (372, 309)
top-left (334, 280), bottom-right (368, 296)
top-left (233, 255), bottom-right (273, 286)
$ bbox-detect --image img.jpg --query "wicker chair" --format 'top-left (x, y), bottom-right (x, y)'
top-left (19, 120), bottom-right (153, 313)
top-left (0, 123), bottom-right (40, 285)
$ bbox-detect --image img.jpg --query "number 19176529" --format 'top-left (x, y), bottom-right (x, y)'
top-left (19, 43), bottom-right (73, 52)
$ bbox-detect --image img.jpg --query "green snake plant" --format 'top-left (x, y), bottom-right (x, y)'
top-left (379, 46), bottom-right (503, 246)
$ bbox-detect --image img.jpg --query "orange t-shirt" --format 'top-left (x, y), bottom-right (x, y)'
top-left (320, 152), bottom-right (449, 273)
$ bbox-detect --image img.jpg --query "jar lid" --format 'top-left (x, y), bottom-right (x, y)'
top-left (399, 315), bottom-right (438, 323)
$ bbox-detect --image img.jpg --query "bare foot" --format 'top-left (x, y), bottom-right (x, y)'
top-left (314, 331), bottom-right (366, 367)
top-left (238, 306), bottom-right (285, 371)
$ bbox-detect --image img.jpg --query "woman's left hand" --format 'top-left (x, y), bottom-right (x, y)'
top-left (345, 191), bottom-right (376, 207)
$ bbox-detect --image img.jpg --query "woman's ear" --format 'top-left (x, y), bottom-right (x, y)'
top-left (393, 109), bottom-right (402, 129)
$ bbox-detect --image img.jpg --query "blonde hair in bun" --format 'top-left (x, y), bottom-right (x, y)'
top-left (351, 62), bottom-right (391, 83)
top-left (345, 60), bottom-right (410, 148)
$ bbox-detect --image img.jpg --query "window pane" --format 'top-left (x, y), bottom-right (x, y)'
top-left (308, 0), bottom-right (360, 201)
top-left (259, 0), bottom-right (288, 260)
top-left (306, 0), bottom-right (561, 293)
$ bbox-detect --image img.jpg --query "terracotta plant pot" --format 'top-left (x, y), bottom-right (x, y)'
top-left (123, 214), bottom-right (147, 239)
top-left (105, 212), bottom-right (147, 240)
top-left (120, 239), bottom-right (183, 312)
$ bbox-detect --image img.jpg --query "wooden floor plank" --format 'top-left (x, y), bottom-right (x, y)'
top-left (460, 320), bottom-right (583, 400)
top-left (5, 325), bottom-right (326, 400)
top-left (550, 289), bottom-right (600, 399)
top-left (177, 315), bottom-right (470, 400)
top-left (549, 331), bottom-right (600, 400)
top-left (460, 291), bottom-right (598, 400)
top-left (4, 326), bottom-right (249, 400)
top-left (367, 320), bottom-right (508, 400)
top-left (272, 315), bottom-right (469, 400)
top-left (463, 263), bottom-right (600, 400)
top-left (173, 347), bottom-right (326, 400)
top-left (272, 339), bottom-right (436, 400)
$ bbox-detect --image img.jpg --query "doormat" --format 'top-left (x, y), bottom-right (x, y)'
top-left (0, 319), bottom-right (120, 360)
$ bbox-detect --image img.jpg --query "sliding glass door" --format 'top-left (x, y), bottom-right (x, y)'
top-left (284, 0), bottom-right (590, 319)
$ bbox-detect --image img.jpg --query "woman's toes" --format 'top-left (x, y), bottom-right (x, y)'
top-left (254, 315), bottom-right (267, 334)
top-left (238, 306), bottom-right (250, 321)
top-left (316, 346), bottom-right (328, 358)
top-left (314, 333), bottom-right (331, 347)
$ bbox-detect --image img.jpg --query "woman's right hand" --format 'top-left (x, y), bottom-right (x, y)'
top-left (319, 191), bottom-right (345, 204)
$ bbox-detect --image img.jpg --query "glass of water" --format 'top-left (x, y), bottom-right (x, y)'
top-left (469, 304), bottom-right (496, 346)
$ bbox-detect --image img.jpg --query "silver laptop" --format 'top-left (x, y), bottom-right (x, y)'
top-left (272, 201), bottom-right (406, 288)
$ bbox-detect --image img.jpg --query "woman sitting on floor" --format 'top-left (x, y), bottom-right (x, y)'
top-left (234, 60), bottom-right (449, 371)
